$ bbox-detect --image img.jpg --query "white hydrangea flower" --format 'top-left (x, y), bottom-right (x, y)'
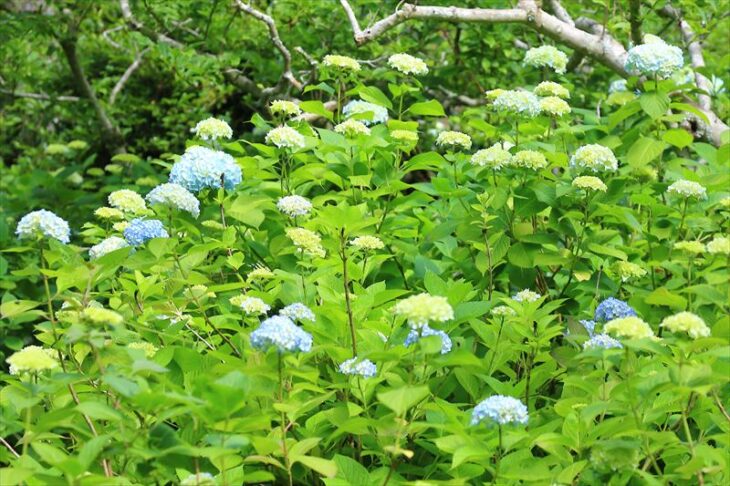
top-left (393, 293), bottom-right (454, 328)
top-left (108, 189), bottom-right (147, 214)
top-left (270, 100), bottom-right (301, 117)
top-left (512, 150), bottom-right (547, 170)
top-left (707, 236), bottom-right (730, 255)
top-left (512, 289), bottom-right (541, 302)
top-left (351, 235), bottom-right (384, 250)
top-left (146, 183), bottom-right (200, 218)
top-left (539, 96), bottom-right (571, 117)
top-left (524, 46), bottom-right (568, 74)
top-left (335, 119), bottom-right (370, 137)
top-left (230, 295), bottom-right (271, 316)
top-left (286, 227), bottom-right (326, 258)
top-left (388, 53), bottom-right (429, 75)
top-left (16, 210), bottom-right (70, 244)
top-left (493, 90), bottom-right (541, 118)
top-left (89, 236), bottom-right (130, 260)
top-left (570, 144), bottom-right (618, 172)
top-left (436, 131), bottom-right (472, 150)
top-left (625, 39), bottom-right (684, 79)
top-left (667, 180), bottom-right (707, 199)
top-left (572, 176), bottom-right (607, 192)
top-left (323, 55), bottom-right (361, 72)
top-left (193, 117), bottom-right (233, 141)
top-left (277, 195), bottom-right (312, 218)
top-left (534, 81), bottom-right (570, 99)
top-left (265, 126), bottom-right (305, 149)
top-left (471, 144), bottom-right (512, 170)
top-left (343, 100), bottom-right (389, 125)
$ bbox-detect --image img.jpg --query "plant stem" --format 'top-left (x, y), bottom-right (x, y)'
top-left (493, 425), bottom-right (503, 484)
top-left (278, 354), bottom-right (293, 486)
top-left (340, 229), bottom-right (358, 356)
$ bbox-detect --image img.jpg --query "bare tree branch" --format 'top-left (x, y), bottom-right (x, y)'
top-left (109, 48), bottom-right (149, 105)
top-left (0, 89), bottom-right (80, 101)
top-left (548, 0), bottom-right (574, 27)
top-left (233, 0), bottom-right (302, 90)
top-left (119, 0), bottom-right (183, 48)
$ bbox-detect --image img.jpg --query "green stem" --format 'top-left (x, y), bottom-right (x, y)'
top-left (340, 230), bottom-right (358, 356)
top-left (278, 354), bottom-right (293, 486)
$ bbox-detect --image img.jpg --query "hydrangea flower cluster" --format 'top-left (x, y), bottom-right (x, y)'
top-left (169, 146), bottom-right (242, 192)
top-left (390, 130), bottom-right (419, 143)
top-left (230, 296), bottom-right (271, 316)
top-left (493, 90), bottom-right (541, 117)
top-left (286, 227), bottom-right (326, 258)
top-left (612, 261), bottom-right (647, 282)
top-left (660, 312), bottom-right (710, 339)
top-left (248, 265), bottom-right (275, 281)
top-left (485, 88), bottom-right (506, 101)
top-left (343, 100), bottom-right (389, 125)
top-left (350, 235), bottom-right (384, 250)
top-left (6, 345), bottom-right (58, 375)
top-left (265, 126), bottom-right (306, 149)
top-left (583, 334), bottom-right (623, 350)
top-left (471, 144), bottom-right (512, 170)
top-left (471, 395), bottom-right (529, 426)
top-left (250, 315), bottom-right (313, 353)
top-left (108, 189), bottom-right (147, 214)
top-left (146, 183), bottom-right (200, 218)
top-left (89, 236), bottom-right (129, 260)
top-left (323, 54), bottom-right (361, 72)
top-left (534, 81), bottom-right (570, 99)
top-left (604, 316), bottom-right (655, 340)
top-left (180, 472), bottom-right (216, 486)
top-left (404, 325), bottom-right (452, 354)
top-left (673, 240), bottom-right (705, 255)
top-left (580, 319), bottom-right (597, 336)
top-left (570, 144), bottom-right (618, 172)
top-left (387, 53), bottom-right (429, 75)
top-left (339, 357), bottom-right (377, 378)
top-left (492, 305), bottom-right (517, 317)
top-left (609, 79), bottom-right (628, 93)
top-left (193, 117), bottom-right (233, 141)
top-left (16, 210), bottom-right (71, 244)
top-left (335, 119), bottom-right (370, 137)
top-left (572, 176), bottom-right (607, 192)
top-left (123, 219), bottom-right (169, 246)
top-left (393, 293), bottom-right (454, 328)
top-left (707, 236), bottom-right (730, 255)
top-left (539, 97), bottom-right (571, 117)
top-left (524, 46), bottom-right (568, 74)
top-left (436, 131), bottom-right (472, 150)
top-left (280, 303), bottom-right (315, 322)
top-left (512, 150), bottom-right (548, 170)
top-left (128, 341), bottom-right (158, 357)
top-left (270, 100), bottom-right (301, 117)
top-left (512, 289), bottom-right (541, 302)
top-left (594, 298), bottom-right (637, 322)
top-left (94, 207), bottom-right (124, 220)
top-left (667, 180), bottom-right (707, 199)
top-left (277, 195), bottom-right (312, 218)
top-left (82, 307), bottom-right (124, 326)
top-left (625, 39), bottom-right (684, 79)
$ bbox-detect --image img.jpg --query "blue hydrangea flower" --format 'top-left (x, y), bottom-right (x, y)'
top-left (580, 319), bottom-right (597, 337)
top-left (16, 210), bottom-right (70, 243)
top-left (250, 315), bottom-right (312, 353)
top-left (169, 146), bottom-right (242, 192)
top-left (609, 79), bottom-right (628, 94)
top-left (404, 325), bottom-right (452, 354)
top-left (583, 333), bottom-right (623, 350)
top-left (339, 357), bottom-right (377, 378)
top-left (625, 40), bottom-right (684, 79)
top-left (146, 183), bottom-right (200, 218)
top-left (594, 298), bottom-right (637, 322)
top-left (471, 395), bottom-right (528, 426)
top-left (279, 303), bottom-right (315, 322)
top-left (343, 100), bottom-right (389, 126)
top-left (123, 219), bottom-right (169, 246)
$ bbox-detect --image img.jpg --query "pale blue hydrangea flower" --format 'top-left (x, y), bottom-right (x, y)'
top-left (146, 183), bottom-right (200, 218)
top-left (580, 319), bottom-right (597, 337)
top-left (123, 219), bottom-right (169, 246)
top-left (471, 395), bottom-right (529, 426)
top-left (250, 315), bottom-right (313, 353)
top-left (16, 210), bottom-right (70, 244)
top-left (89, 236), bottom-right (129, 260)
top-left (609, 79), bottom-right (628, 94)
top-left (594, 297), bottom-right (637, 322)
top-left (280, 303), bottom-right (315, 322)
top-left (583, 333), bottom-right (623, 350)
top-left (493, 90), bottom-right (541, 117)
top-left (339, 357), bottom-right (377, 378)
top-left (169, 146), bottom-right (242, 192)
top-left (343, 100), bottom-right (389, 126)
top-left (181, 472), bottom-right (216, 486)
top-left (404, 325), bottom-right (452, 354)
top-left (625, 40), bottom-right (684, 79)
top-left (524, 46), bottom-right (568, 74)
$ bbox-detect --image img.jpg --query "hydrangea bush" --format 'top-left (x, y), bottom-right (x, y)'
top-left (1, 45), bottom-right (728, 486)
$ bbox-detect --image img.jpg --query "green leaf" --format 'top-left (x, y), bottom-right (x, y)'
top-left (32, 442), bottom-right (67, 466)
top-left (0, 300), bottom-right (40, 319)
top-left (407, 99), bottom-right (445, 117)
top-left (295, 456), bottom-right (337, 477)
top-left (508, 242), bottom-right (537, 268)
top-left (639, 92), bottom-right (670, 119)
top-left (299, 101), bottom-right (333, 122)
top-left (76, 401), bottom-right (122, 421)
top-left (333, 454), bottom-right (369, 485)
top-left (357, 85), bottom-right (392, 109)
top-left (662, 128), bottom-right (693, 148)
top-left (403, 151), bottom-right (445, 172)
top-left (645, 287), bottom-right (687, 310)
top-left (626, 137), bottom-right (666, 167)
top-left (377, 385), bottom-right (430, 416)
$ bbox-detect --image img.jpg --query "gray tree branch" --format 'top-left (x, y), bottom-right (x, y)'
top-left (109, 48), bottom-right (149, 105)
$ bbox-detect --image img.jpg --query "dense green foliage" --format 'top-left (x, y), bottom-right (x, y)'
top-left (1, 1), bottom-right (729, 485)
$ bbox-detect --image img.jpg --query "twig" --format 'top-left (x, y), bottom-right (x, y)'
top-left (109, 48), bottom-right (149, 105)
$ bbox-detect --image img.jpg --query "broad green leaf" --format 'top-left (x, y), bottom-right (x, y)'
top-left (407, 99), bottom-right (445, 117)
top-left (626, 137), bottom-right (666, 167)
top-left (377, 385), bottom-right (430, 416)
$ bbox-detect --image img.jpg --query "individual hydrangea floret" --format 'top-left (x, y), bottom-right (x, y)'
top-left (146, 183), bottom-right (200, 218)
top-left (572, 176), bottom-right (607, 192)
top-left (660, 312), bottom-right (710, 339)
top-left (270, 100), bottom-right (302, 118)
top-left (82, 307), bottom-right (123, 326)
top-left (583, 333), bottom-right (623, 350)
top-left (6, 345), bottom-right (58, 375)
top-left (471, 144), bottom-right (512, 170)
top-left (265, 126), bottom-right (306, 149)
top-left (534, 81), bottom-right (570, 99)
top-left (230, 296), bottom-right (271, 316)
top-left (16, 210), bottom-right (71, 244)
top-left (471, 395), bottom-right (529, 426)
top-left (524, 46), bottom-right (568, 74)
top-left (89, 236), bottom-right (129, 260)
top-left (512, 150), bottom-right (548, 170)
top-left (350, 235), bottom-right (384, 251)
top-left (322, 54), bottom-right (361, 72)
top-left (250, 315), bottom-right (313, 353)
top-left (388, 53), bottom-right (429, 75)
top-left (570, 144), bottom-right (618, 173)
top-left (277, 195), bottom-right (313, 218)
top-left (393, 293), bottom-right (454, 328)
top-left (390, 130), bottom-right (419, 143)
top-left (492, 305), bottom-right (517, 317)
top-left (335, 119), bottom-right (371, 137)
top-left (673, 240), bottom-right (705, 255)
top-left (707, 236), bottom-right (730, 255)
top-left (404, 325), bottom-right (452, 354)
top-left (625, 39), bottom-right (684, 79)
top-left (169, 146), bottom-right (242, 192)
top-left (286, 227), bottom-right (326, 258)
top-left (493, 90), bottom-right (541, 117)
top-left (339, 357), bottom-right (377, 378)
top-left (612, 261), bottom-right (647, 282)
top-left (123, 219), bottom-right (169, 246)
top-left (604, 316), bottom-right (655, 340)
top-left (343, 100), bottom-right (389, 125)
top-left (667, 180), bottom-right (707, 199)
top-left (539, 96), bottom-right (571, 117)
top-left (435, 131), bottom-right (472, 150)
top-left (609, 79), bottom-right (628, 94)
top-left (512, 289), bottom-right (542, 303)
top-left (180, 472), bottom-right (216, 486)
top-left (94, 207), bottom-right (124, 220)
top-left (128, 342), bottom-right (158, 357)
top-left (594, 297), bottom-right (637, 322)
top-left (193, 117), bottom-right (233, 141)
top-left (280, 303), bottom-right (316, 322)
